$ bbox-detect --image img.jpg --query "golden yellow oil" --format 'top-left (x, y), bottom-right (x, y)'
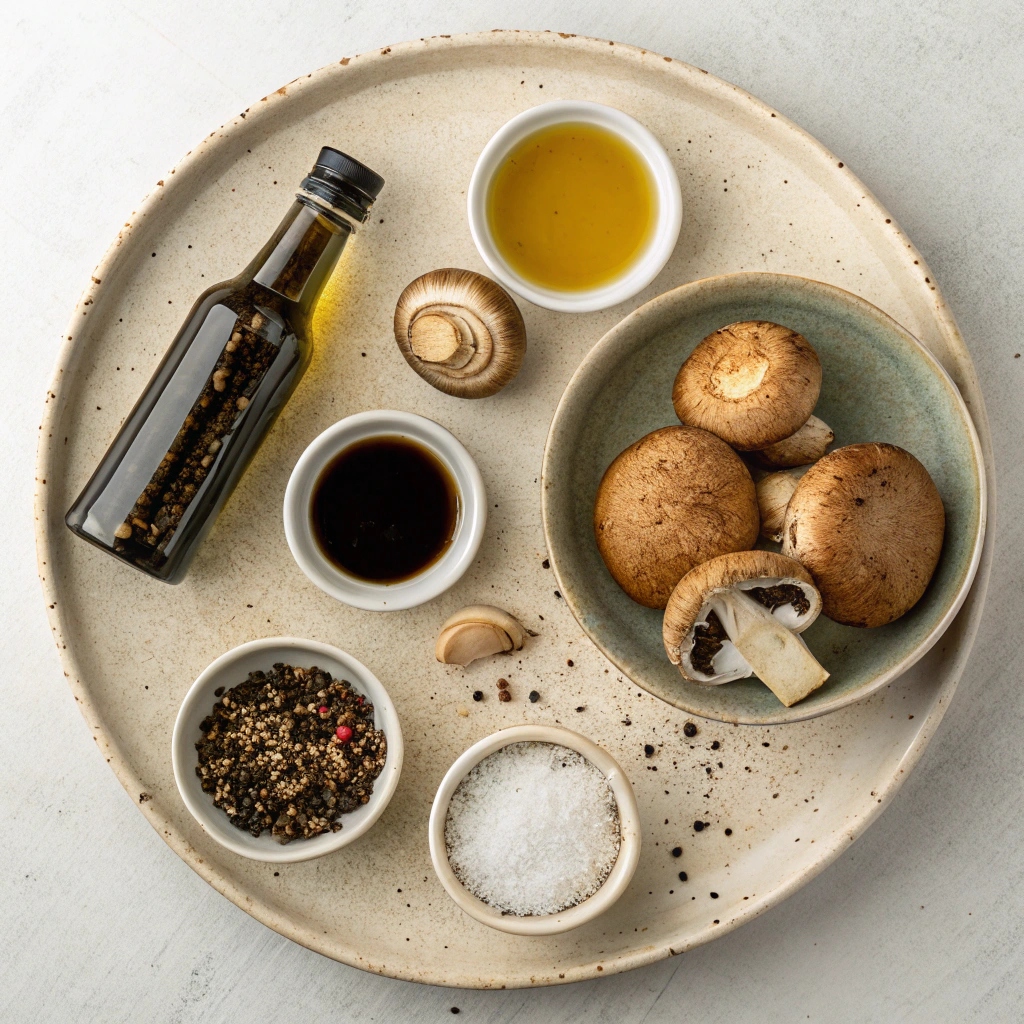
top-left (486, 122), bottom-right (656, 292)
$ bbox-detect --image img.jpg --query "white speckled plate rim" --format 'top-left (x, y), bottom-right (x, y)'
top-left (34, 31), bottom-right (995, 988)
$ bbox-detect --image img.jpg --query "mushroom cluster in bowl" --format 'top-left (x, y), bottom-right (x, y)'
top-left (541, 272), bottom-right (985, 725)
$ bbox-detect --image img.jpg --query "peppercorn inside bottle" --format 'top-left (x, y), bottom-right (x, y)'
top-left (66, 148), bottom-right (384, 582)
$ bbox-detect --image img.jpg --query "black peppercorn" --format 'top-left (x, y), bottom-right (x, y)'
top-left (472, 690), bottom-right (483, 702)
top-left (678, 871), bottom-right (688, 882)
top-left (528, 690), bottom-right (540, 703)
top-left (671, 846), bottom-right (682, 857)
top-left (710, 892), bottom-right (719, 899)
top-left (711, 740), bottom-right (720, 750)
top-left (693, 820), bottom-right (704, 832)
top-left (725, 828), bottom-right (732, 836)
top-left (644, 744), bottom-right (655, 758)
top-left (683, 722), bottom-right (697, 737)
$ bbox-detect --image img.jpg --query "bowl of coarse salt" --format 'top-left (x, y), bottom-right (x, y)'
top-left (428, 725), bottom-right (641, 935)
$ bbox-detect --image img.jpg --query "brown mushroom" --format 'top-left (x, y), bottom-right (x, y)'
top-left (663, 550), bottom-right (828, 707)
top-left (781, 443), bottom-right (945, 627)
top-left (394, 269), bottom-right (526, 398)
top-left (672, 321), bottom-right (822, 451)
top-left (593, 425), bottom-right (759, 609)
top-left (752, 414), bottom-right (835, 469)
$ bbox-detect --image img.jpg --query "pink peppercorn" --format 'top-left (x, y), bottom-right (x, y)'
top-left (335, 725), bottom-right (353, 742)
top-left (318, 706), bottom-right (329, 714)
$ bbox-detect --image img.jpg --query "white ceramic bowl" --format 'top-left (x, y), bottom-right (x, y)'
top-left (467, 101), bottom-right (682, 313)
top-left (428, 725), bottom-right (641, 935)
top-left (283, 411), bottom-right (486, 611)
top-left (171, 637), bottom-right (404, 863)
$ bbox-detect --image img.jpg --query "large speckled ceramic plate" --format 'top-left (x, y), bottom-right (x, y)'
top-left (543, 273), bottom-right (985, 725)
top-left (36, 32), bottom-right (994, 988)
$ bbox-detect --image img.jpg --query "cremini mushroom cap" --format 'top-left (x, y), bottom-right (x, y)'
top-left (594, 425), bottom-right (759, 609)
top-left (782, 443), bottom-right (945, 627)
top-left (394, 268), bottom-right (526, 398)
top-left (672, 321), bottom-right (822, 451)
top-left (752, 415), bottom-right (834, 469)
top-left (663, 550), bottom-right (816, 665)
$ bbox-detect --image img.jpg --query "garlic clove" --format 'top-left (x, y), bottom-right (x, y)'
top-left (753, 415), bottom-right (834, 468)
top-left (756, 470), bottom-right (803, 543)
top-left (394, 269), bottom-right (526, 399)
top-left (437, 623), bottom-right (513, 666)
top-left (435, 605), bottom-right (527, 666)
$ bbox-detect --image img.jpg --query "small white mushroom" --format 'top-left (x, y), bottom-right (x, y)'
top-left (394, 269), bottom-right (526, 398)
top-left (663, 551), bottom-right (829, 707)
top-left (756, 469), bottom-right (805, 542)
top-left (753, 415), bottom-right (834, 469)
top-left (436, 605), bottom-right (527, 666)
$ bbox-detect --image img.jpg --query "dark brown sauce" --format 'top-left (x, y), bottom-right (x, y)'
top-left (311, 436), bottom-right (458, 583)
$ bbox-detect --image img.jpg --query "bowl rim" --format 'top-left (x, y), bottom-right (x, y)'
top-left (541, 271), bottom-right (988, 725)
top-left (283, 410), bottom-right (486, 611)
top-left (427, 724), bottom-right (642, 936)
top-left (171, 636), bottom-right (404, 863)
top-left (466, 100), bottom-right (683, 313)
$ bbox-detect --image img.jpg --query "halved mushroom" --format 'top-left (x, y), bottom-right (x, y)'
top-left (594, 425), bottom-right (759, 609)
top-left (663, 551), bottom-right (828, 707)
top-left (756, 469), bottom-right (804, 543)
top-left (394, 268), bottom-right (526, 398)
top-left (781, 443), bottom-right (945, 627)
top-left (436, 605), bottom-right (527, 666)
top-left (672, 321), bottom-right (822, 451)
top-left (752, 415), bottom-right (834, 469)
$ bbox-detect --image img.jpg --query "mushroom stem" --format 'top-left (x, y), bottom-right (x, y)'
top-left (409, 310), bottom-right (479, 368)
top-left (711, 591), bottom-right (829, 707)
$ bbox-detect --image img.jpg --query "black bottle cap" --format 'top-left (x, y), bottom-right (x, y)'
top-left (300, 146), bottom-right (384, 220)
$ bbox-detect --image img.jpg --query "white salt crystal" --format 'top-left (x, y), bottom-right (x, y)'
top-left (444, 741), bottom-right (621, 916)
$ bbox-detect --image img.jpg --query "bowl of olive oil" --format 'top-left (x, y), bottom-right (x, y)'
top-left (467, 101), bottom-right (682, 312)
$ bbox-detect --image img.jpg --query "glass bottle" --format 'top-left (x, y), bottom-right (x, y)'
top-left (66, 147), bottom-right (384, 583)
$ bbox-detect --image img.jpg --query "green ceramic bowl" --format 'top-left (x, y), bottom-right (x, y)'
top-left (542, 273), bottom-right (986, 725)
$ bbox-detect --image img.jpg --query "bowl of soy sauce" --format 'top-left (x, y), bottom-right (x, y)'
top-left (284, 411), bottom-right (486, 610)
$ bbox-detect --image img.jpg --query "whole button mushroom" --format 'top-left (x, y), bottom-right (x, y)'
top-left (663, 550), bottom-right (829, 707)
top-left (672, 321), bottom-right (823, 451)
top-left (781, 443), bottom-right (945, 627)
top-left (394, 268), bottom-right (526, 398)
top-left (594, 425), bottom-right (759, 609)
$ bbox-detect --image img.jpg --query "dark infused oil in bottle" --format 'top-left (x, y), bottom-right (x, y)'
top-left (310, 437), bottom-right (459, 583)
top-left (65, 147), bottom-right (384, 582)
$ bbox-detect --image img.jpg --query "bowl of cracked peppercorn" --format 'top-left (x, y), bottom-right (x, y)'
top-left (171, 636), bottom-right (404, 863)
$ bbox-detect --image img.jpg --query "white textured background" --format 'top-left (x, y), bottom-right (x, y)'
top-left (3, 2), bottom-right (1022, 1020)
